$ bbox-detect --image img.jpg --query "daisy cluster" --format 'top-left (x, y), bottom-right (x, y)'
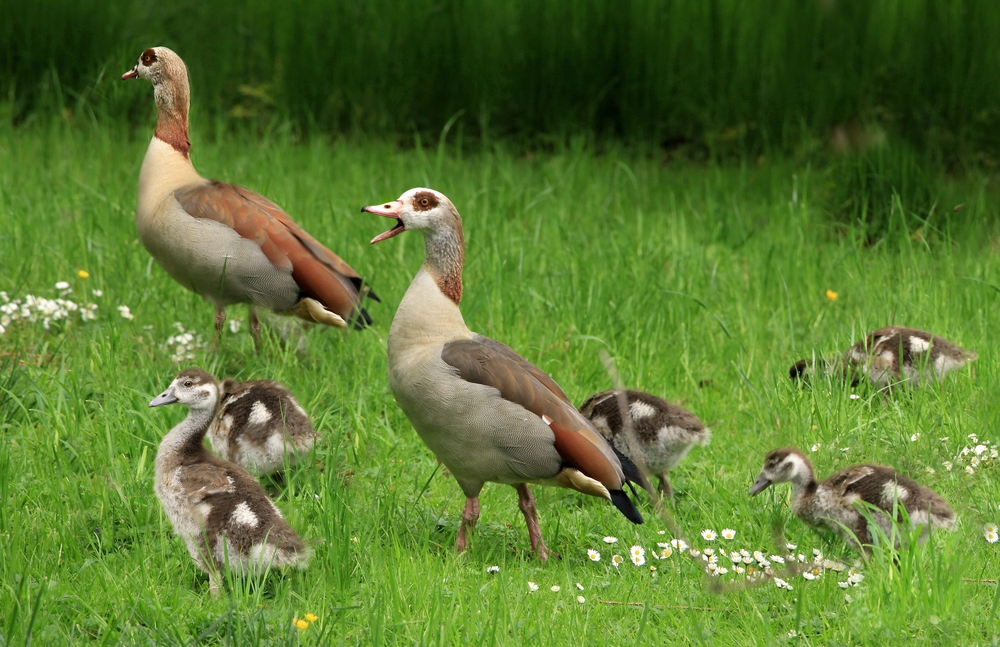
top-left (0, 283), bottom-right (103, 334)
top-left (589, 532), bottom-right (863, 590)
top-left (163, 322), bottom-right (205, 363)
top-left (525, 579), bottom-right (587, 603)
top-left (984, 523), bottom-right (998, 544)
top-left (936, 434), bottom-right (999, 476)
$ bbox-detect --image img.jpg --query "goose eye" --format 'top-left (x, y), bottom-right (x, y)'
top-left (419, 198), bottom-right (429, 207)
top-left (183, 380), bottom-right (193, 388)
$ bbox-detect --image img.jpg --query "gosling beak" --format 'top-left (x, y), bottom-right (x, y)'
top-left (748, 473), bottom-right (772, 496)
top-left (362, 200), bottom-right (405, 244)
top-left (121, 65), bottom-right (139, 80)
top-left (149, 387), bottom-right (179, 407)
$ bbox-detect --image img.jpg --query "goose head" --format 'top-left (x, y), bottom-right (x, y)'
top-left (150, 368), bottom-right (219, 413)
top-left (362, 188), bottom-right (461, 244)
top-left (749, 447), bottom-right (814, 495)
top-left (122, 47), bottom-right (187, 86)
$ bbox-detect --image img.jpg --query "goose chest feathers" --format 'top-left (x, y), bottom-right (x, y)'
top-left (749, 447), bottom-right (956, 550)
top-left (123, 47), bottom-right (375, 347)
top-left (363, 188), bottom-right (645, 560)
top-left (150, 369), bottom-right (310, 594)
top-left (790, 326), bottom-right (977, 388)
top-left (208, 376), bottom-right (317, 475)
top-left (579, 389), bottom-right (710, 497)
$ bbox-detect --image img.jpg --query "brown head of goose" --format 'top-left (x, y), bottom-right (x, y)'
top-left (123, 47), bottom-right (376, 348)
top-left (579, 389), bottom-right (710, 497)
top-left (150, 368), bottom-right (310, 594)
top-left (790, 326), bottom-right (976, 388)
top-left (362, 188), bottom-right (645, 560)
top-left (749, 447), bottom-right (956, 551)
top-left (207, 375), bottom-right (318, 475)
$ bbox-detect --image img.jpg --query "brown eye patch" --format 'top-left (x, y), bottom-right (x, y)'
top-left (141, 48), bottom-right (157, 66)
top-left (412, 191), bottom-right (438, 211)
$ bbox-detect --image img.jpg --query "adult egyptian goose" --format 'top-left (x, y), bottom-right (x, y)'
top-left (579, 389), bottom-right (710, 497)
top-left (749, 447), bottom-right (956, 551)
top-left (150, 369), bottom-right (311, 595)
top-left (207, 375), bottom-right (317, 475)
top-left (122, 47), bottom-right (374, 347)
top-left (790, 326), bottom-right (977, 388)
top-left (363, 188), bottom-right (644, 560)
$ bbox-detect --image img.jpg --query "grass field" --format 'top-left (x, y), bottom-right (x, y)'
top-left (1, 121), bottom-right (1000, 645)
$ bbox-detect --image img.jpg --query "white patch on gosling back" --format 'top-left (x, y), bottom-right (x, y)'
top-left (231, 501), bottom-right (260, 527)
top-left (881, 481), bottom-right (909, 506)
top-left (249, 401), bottom-right (272, 426)
top-left (909, 336), bottom-right (931, 353)
top-left (629, 400), bottom-right (657, 420)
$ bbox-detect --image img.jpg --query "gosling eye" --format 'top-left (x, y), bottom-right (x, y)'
top-left (183, 380), bottom-right (193, 388)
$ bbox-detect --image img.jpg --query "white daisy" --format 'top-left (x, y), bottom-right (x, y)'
top-left (587, 549), bottom-right (601, 562)
top-left (721, 528), bottom-right (736, 540)
top-left (701, 529), bottom-right (717, 541)
top-left (611, 555), bottom-right (623, 567)
top-left (528, 581), bottom-right (539, 592)
top-left (774, 578), bottom-right (793, 590)
top-left (630, 546), bottom-right (646, 566)
top-left (943, 461), bottom-right (953, 471)
top-left (576, 582), bottom-right (584, 591)
top-left (659, 547), bottom-right (672, 559)
top-left (910, 433), bottom-right (920, 442)
top-left (117, 305), bottom-right (134, 320)
top-left (603, 536), bottom-right (618, 544)
top-left (577, 595), bottom-right (585, 604)
top-left (984, 524), bottom-right (999, 543)
top-left (770, 555), bottom-right (785, 564)
top-left (811, 443), bottom-right (821, 452)
top-left (802, 571), bottom-right (816, 581)
top-left (486, 565), bottom-right (499, 573)
top-left (849, 393), bottom-right (860, 400)
top-left (670, 538), bottom-right (689, 552)
top-left (550, 585), bottom-right (561, 592)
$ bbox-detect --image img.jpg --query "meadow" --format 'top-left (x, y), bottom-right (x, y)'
top-left (1, 120), bottom-right (1000, 645)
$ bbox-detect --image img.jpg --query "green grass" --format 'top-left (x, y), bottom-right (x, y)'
top-left (5, 0), bottom-right (1000, 164)
top-left (1, 119), bottom-right (1000, 645)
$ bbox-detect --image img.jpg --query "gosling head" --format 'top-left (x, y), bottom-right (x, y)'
top-left (749, 447), bottom-right (814, 496)
top-left (150, 368), bottom-right (219, 412)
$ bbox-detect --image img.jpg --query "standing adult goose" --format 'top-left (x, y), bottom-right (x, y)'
top-left (579, 389), bottom-right (710, 497)
top-left (122, 47), bottom-right (375, 348)
top-left (363, 188), bottom-right (644, 560)
top-left (150, 369), bottom-right (311, 595)
top-left (208, 375), bottom-right (317, 475)
top-left (749, 447), bottom-right (956, 551)
top-left (790, 326), bottom-right (977, 388)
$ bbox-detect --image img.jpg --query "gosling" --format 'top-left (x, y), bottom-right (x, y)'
top-left (207, 376), bottom-right (317, 475)
top-left (580, 389), bottom-right (710, 497)
top-left (790, 326), bottom-right (977, 388)
top-left (151, 369), bottom-right (311, 595)
top-left (749, 447), bottom-right (956, 551)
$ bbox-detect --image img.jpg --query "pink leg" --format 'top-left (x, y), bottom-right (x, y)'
top-left (515, 484), bottom-right (555, 561)
top-left (214, 305), bottom-right (227, 349)
top-left (456, 496), bottom-right (480, 553)
top-left (249, 306), bottom-right (262, 352)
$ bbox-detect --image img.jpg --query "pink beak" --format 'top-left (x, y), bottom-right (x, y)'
top-left (122, 66), bottom-right (139, 80)
top-left (362, 200), bottom-right (405, 244)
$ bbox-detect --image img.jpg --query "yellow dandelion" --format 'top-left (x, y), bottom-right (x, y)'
top-left (304, 613), bottom-right (318, 623)
top-left (826, 289), bottom-right (838, 301)
top-left (293, 618), bottom-right (309, 630)
top-left (77, 270), bottom-right (90, 278)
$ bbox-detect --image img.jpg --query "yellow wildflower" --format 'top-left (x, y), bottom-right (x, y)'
top-left (293, 618), bottom-right (309, 629)
top-left (825, 289), bottom-right (838, 301)
top-left (304, 613), bottom-right (318, 622)
top-left (78, 270), bottom-right (90, 278)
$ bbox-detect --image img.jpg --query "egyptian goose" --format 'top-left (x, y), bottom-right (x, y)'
top-left (122, 47), bottom-right (374, 348)
top-left (790, 326), bottom-right (977, 388)
top-left (579, 389), bottom-right (710, 497)
top-left (749, 447), bottom-right (956, 551)
top-left (207, 375), bottom-right (317, 474)
top-left (362, 188), bottom-right (644, 560)
top-left (150, 369), bottom-right (310, 595)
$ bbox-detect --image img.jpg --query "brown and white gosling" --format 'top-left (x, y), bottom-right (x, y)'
top-left (749, 447), bottom-right (956, 551)
top-left (790, 326), bottom-right (977, 388)
top-left (151, 369), bottom-right (310, 595)
top-left (579, 390), bottom-right (710, 497)
top-left (207, 376), bottom-right (317, 475)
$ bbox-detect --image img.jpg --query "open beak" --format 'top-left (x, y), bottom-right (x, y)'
top-left (149, 387), bottom-right (178, 407)
top-left (748, 473), bottom-right (772, 496)
top-left (362, 200), bottom-right (405, 244)
top-left (122, 65), bottom-right (139, 80)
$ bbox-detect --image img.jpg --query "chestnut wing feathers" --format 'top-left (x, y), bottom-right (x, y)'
top-left (174, 181), bottom-right (374, 325)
